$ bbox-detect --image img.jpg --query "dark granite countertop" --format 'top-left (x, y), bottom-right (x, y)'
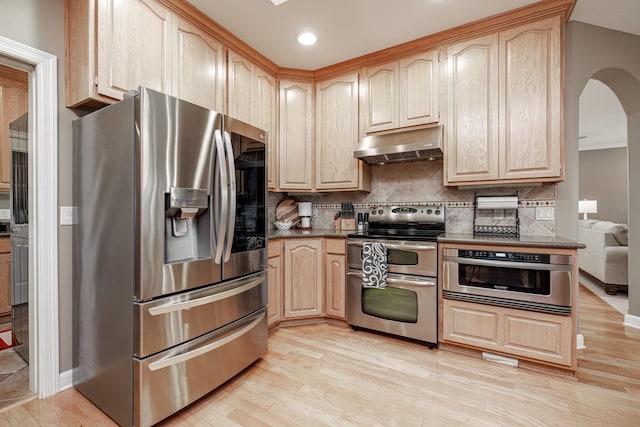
top-left (0, 233), bottom-right (11, 238)
top-left (268, 228), bottom-right (351, 240)
top-left (438, 233), bottom-right (585, 249)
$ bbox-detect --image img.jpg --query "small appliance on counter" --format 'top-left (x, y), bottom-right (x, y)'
top-left (298, 202), bottom-right (312, 229)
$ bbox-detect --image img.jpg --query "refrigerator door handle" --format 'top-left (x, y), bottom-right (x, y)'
top-left (213, 129), bottom-right (228, 264)
top-left (147, 311), bottom-right (266, 371)
top-left (223, 130), bottom-right (236, 262)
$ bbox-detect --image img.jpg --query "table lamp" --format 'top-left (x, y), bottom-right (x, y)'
top-left (578, 199), bottom-right (597, 220)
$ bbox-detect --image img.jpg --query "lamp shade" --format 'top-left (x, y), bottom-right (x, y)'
top-left (578, 199), bottom-right (597, 219)
top-left (578, 199), bottom-right (597, 214)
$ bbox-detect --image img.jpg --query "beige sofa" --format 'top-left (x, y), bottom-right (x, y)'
top-left (578, 219), bottom-right (628, 294)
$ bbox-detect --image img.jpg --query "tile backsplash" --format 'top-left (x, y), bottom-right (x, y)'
top-left (268, 160), bottom-right (556, 236)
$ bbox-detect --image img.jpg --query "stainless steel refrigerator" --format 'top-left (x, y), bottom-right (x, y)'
top-left (9, 112), bottom-right (29, 364)
top-left (72, 87), bottom-right (268, 427)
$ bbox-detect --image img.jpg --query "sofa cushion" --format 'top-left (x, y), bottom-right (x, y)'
top-left (591, 221), bottom-right (628, 246)
top-left (579, 219), bottom-right (598, 228)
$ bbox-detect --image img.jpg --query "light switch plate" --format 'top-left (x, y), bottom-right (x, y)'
top-left (0, 209), bottom-right (9, 220)
top-left (60, 206), bottom-right (79, 225)
top-left (535, 206), bottom-right (555, 220)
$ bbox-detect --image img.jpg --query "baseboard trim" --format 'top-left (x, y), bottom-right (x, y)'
top-left (576, 333), bottom-right (585, 350)
top-left (624, 313), bottom-right (640, 329)
top-left (59, 369), bottom-right (73, 392)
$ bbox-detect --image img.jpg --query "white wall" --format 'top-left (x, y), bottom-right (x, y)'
top-left (561, 21), bottom-right (640, 318)
top-left (0, 0), bottom-right (78, 372)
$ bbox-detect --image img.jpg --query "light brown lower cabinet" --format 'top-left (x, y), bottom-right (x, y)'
top-left (0, 237), bottom-right (11, 315)
top-left (267, 240), bottom-right (282, 328)
top-left (283, 238), bottom-right (324, 319)
top-left (324, 239), bottom-right (346, 320)
top-left (442, 299), bottom-right (573, 367)
top-left (268, 237), bottom-right (347, 327)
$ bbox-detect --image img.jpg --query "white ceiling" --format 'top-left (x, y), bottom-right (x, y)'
top-left (186, 0), bottom-right (640, 150)
top-left (187, 0), bottom-right (640, 71)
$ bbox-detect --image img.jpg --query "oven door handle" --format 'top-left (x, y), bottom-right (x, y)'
top-left (347, 271), bottom-right (435, 287)
top-left (441, 256), bottom-right (572, 272)
top-left (347, 241), bottom-right (436, 251)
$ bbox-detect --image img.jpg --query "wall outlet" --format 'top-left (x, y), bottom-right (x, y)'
top-left (60, 206), bottom-right (79, 225)
top-left (0, 209), bottom-right (9, 220)
top-left (535, 206), bottom-right (555, 221)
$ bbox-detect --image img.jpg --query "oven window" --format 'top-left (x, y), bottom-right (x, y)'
top-left (386, 249), bottom-right (418, 266)
top-left (458, 264), bottom-right (550, 295)
top-left (362, 287), bottom-right (418, 323)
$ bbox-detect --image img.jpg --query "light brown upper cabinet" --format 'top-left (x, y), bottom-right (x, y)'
top-left (315, 73), bottom-right (370, 192)
top-left (361, 50), bottom-right (439, 134)
top-left (171, 16), bottom-right (225, 112)
top-left (227, 51), bottom-right (277, 190)
top-left (65, 0), bottom-right (224, 112)
top-left (278, 80), bottom-right (314, 192)
top-left (444, 16), bottom-right (563, 186)
top-left (0, 68), bottom-right (28, 192)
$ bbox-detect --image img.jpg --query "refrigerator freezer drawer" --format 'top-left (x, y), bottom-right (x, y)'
top-left (135, 271), bottom-right (267, 357)
top-left (134, 308), bottom-right (267, 427)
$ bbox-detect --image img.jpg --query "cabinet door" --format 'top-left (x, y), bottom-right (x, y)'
top-left (172, 17), bottom-right (224, 112)
top-left (362, 62), bottom-right (399, 133)
top-left (283, 239), bottom-right (323, 318)
top-left (325, 239), bottom-right (346, 320)
top-left (267, 243), bottom-right (282, 328)
top-left (0, 252), bottom-right (11, 315)
top-left (0, 74), bottom-right (28, 191)
top-left (278, 81), bottom-right (314, 191)
top-left (254, 67), bottom-right (277, 191)
top-left (399, 51), bottom-right (439, 127)
top-left (445, 34), bottom-right (499, 183)
top-left (315, 73), bottom-right (368, 191)
top-left (98, 0), bottom-right (171, 100)
top-left (227, 51), bottom-right (254, 123)
top-left (442, 299), bottom-right (501, 350)
top-left (499, 16), bottom-right (562, 180)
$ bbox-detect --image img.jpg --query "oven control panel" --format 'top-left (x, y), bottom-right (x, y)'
top-left (368, 205), bottom-right (445, 223)
top-left (458, 249), bottom-right (549, 263)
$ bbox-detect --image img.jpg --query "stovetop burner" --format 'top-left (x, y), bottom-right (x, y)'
top-left (348, 205), bottom-right (445, 242)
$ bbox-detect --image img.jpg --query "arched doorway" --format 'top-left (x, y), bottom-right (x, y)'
top-left (560, 21), bottom-right (640, 331)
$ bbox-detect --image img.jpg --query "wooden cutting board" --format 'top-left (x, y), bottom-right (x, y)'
top-left (275, 199), bottom-right (300, 223)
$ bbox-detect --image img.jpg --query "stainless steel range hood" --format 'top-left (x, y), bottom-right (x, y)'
top-left (354, 126), bottom-right (443, 165)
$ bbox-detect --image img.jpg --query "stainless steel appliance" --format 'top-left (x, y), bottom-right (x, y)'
top-left (72, 87), bottom-right (268, 427)
top-left (9, 112), bottom-right (29, 363)
top-left (346, 205), bottom-right (445, 347)
top-left (441, 248), bottom-right (573, 314)
top-left (353, 126), bottom-right (443, 165)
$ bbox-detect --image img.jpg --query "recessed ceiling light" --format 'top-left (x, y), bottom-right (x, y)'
top-left (270, 0), bottom-right (288, 6)
top-left (296, 32), bottom-right (317, 46)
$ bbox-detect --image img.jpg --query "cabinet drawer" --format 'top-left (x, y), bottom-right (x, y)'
top-left (268, 240), bottom-right (282, 257)
top-left (325, 238), bottom-right (346, 255)
top-left (0, 237), bottom-right (10, 254)
top-left (134, 308), bottom-right (267, 427)
top-left (135, 271), bottom-right (266, 357)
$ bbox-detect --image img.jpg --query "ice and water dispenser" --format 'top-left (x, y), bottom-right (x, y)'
top-left (164, 187), bottom-right (210, 263)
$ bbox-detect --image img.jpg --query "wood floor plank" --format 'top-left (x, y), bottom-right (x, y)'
top-left (0, 283), bottom-right (638, 426)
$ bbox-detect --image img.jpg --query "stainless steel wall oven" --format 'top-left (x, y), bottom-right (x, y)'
top-left (347, 206), bottom-right (445, 347)
top-left (441, 247), bottom-right (573, 314)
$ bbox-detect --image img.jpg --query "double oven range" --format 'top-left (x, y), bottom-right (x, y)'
top-left (347, 205), bottom-right (445, 347)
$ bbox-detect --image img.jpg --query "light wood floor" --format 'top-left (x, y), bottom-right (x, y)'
top-left (1, 284), bottom-right (638, 426)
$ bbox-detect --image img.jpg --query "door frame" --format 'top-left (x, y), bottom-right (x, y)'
top-left (0, 35), bottom-right (59, 398)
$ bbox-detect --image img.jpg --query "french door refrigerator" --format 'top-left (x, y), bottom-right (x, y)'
top-left (72, 87), bottom-right (268, 427)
